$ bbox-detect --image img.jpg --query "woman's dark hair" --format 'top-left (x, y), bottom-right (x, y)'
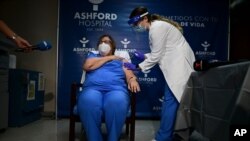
top-left (129, 6), bottom-right (183, 33)
top-left (97, 34), bottom-right (116, 54)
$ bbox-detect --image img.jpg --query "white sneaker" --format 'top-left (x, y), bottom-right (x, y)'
top-left (151, 139), bottom-right (157, 141)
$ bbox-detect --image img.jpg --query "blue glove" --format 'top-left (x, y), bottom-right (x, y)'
top-left (123, 62), bottom-right (139, 71)
top-left (134, 51), bottom-right (145, 61)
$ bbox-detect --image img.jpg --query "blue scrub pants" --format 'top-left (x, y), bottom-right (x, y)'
top-left (77, 88), bottom-right (130, 141)
top-left (155, 83), bottom-right (179, 141)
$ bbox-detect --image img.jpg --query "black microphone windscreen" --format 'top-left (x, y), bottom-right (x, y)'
top-left (193, 59), bottom-right (249, 71)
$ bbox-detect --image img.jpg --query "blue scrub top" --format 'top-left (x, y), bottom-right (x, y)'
top-left (83, 52), bottom-right (127, 92)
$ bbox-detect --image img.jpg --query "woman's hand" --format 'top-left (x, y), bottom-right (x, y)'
top-left (14, 36), bottom-right (31, 48)
top-left (128, 77), bottom-right (140, 93)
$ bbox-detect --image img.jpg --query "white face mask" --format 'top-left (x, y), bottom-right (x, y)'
top-left (98, 43), bottom-right (111, 56)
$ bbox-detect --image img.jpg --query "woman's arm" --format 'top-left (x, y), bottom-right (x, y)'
top-left (83, 55), bottom-right (123, 71)
top-left (139, 22), bottom-right (167, 71)
top-left (123, 61), bottom-right (140, 93)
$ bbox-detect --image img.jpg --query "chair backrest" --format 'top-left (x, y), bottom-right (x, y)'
top-left (79, 50), bottom-right (131, 91)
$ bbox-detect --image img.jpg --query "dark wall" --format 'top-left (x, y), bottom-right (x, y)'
top-left (230, 0), bottom-right (250, 60)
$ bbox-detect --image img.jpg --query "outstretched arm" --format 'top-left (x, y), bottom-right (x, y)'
top-left (0, 20), bottom-right (31, 48)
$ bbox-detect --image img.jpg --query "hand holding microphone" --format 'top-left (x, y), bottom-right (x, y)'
top-left (13, 36), bottom-right (31, 48)
top-left (15, 40), bottom-right (52, 52)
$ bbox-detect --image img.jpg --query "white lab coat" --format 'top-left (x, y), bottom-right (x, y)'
top-left (139, 20), bottom-right (195, 102)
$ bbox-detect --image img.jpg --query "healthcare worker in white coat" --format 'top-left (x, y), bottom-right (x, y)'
top-left (124, 6), bottom-right (196, 141)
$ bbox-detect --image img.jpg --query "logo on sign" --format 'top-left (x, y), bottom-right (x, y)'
top-left (195, 41), bottom-right (216, 58)
top-left (201, 41), bottom-right (210, 51)
top-left (138, 70), bottom-right (157, 84)
top-left (143, 70), bottom-right (151, 77)
top-left (117, 37), bottom-right (136, 53)
top-left (74, 0), bottom-right (118, 31)
top-left (79, 37), bottom-right (89, 47)
top-left (120, 38), bottom-right (130, 49)
top-left (88, 0), bottom-right (104, 11)
top-left (73, 37), bottom-right (94, 53)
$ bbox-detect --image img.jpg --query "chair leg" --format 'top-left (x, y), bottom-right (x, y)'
top-left (129, 92), bottom-right (136, 141)
top-left (125, 120), bottom-right (129, 135)
top-left (129, 119), bottom-right (135, 141)
top-left (69, 116), bottom-right (76, 141)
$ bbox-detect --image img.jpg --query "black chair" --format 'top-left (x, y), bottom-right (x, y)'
top-left (69, 82), bottom-right (136, 141)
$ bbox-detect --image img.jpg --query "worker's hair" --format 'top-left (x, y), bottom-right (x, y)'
top-left (129, 6), bottom-right (183, 33)
top-left (150, 14), bottom-right (183, 34)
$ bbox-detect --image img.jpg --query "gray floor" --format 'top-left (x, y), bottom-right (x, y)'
top-left (0, 118), bottom-right (209, 141)
top-left (0, 118), bottom-right (159, 141)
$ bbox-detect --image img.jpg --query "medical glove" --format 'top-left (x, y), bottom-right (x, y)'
top-left (123, 62), bottom-right (139, 71)
top-left (134, 51), bottom-right (145, 61)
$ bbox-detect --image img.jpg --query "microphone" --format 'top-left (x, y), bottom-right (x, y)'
top-left (15, 40), bottom-right (52, 52)
top-left (193, 60), bottom-right (239, 71)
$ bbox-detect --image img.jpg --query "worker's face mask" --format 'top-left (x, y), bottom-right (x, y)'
top-left (98, 42), bottom-right (111, 56)
top-left (133, 24), bottom-right (147, 32)
top-left (128, 12), bottom-right (148, 33)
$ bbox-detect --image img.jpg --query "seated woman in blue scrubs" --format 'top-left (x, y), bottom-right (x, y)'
top-left (77, 34), bottom-right (141, 141)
